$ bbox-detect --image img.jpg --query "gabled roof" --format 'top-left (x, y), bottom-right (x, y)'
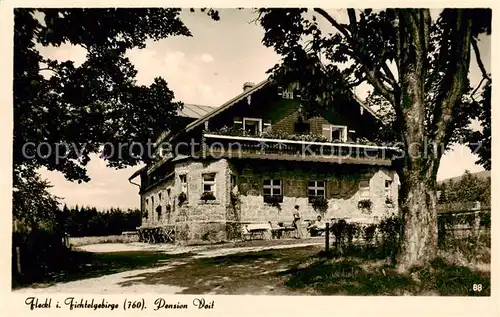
top-left (173, 79), bottom-right (383, 139)
top-left (131, 78), bottom-right (384, 181)
top-left (157, 79), bottom-right (269, 145)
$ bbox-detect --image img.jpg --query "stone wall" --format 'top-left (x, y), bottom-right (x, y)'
top-left (141, 178), bottom-right (175, 227)
top-left (234, 162), bottom-right (399, 224)
top-left (141, 158), bottom-right (234, 244)
top-left (140, 157), bottom-right (399, 244)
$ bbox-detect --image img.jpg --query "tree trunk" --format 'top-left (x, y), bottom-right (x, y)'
top-left (396, 170), bottom-right (438, 272)
top-left (393, 9), bottom-right (439, 272)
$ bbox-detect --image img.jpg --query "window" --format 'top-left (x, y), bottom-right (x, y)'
top-left (322, 124), bottom-right (348, 142)
top-left (156, 205), bottom-right (162, 221)
top-left (151, 196), bottom-right (155, 218)
top-left (202, 173), bottom-right (216, 196)
top-left (234, 117), bottom-right (269, 135)
top-left (359, 180), bottom-right (370, 198)
top-left (179, 174), bottom-right (188, 194)
top-left (263, 179), bottom-right (283, 202)
top-left (308, 180), bottom-right (326, 201)
top-left (158, 192), bottom-right (162, 202)
top-left (385, 180), bottom-right (392, 198)
top-left (243, 118), bottom-right (262, 135)
top-left (294, 122), bottom-right (310, 134)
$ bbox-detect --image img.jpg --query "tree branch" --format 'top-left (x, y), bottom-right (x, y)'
top-left (347, 8), bottom-right (358, 35)
top-left (471, 76), bottom-right (487, 100)
top-left (421, 10), bottom-right (431, 52)
top-left (434, 10), bottom-right (473, 146)
top-left (313, 8), bottom-right (351, 40)
top-left (314, 8), bottom-right (397, 106)
top-left (381, 62), bottom-right (397, 85)
top-left (471, 37), bottom-right (491, 81)
top-left (348, 75), bottom-right (366, 87)
top-left (364, 68), bottom-right (396, 105)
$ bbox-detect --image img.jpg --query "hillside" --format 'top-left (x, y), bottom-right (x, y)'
top-left (438, 170), bottom-right (491, 185)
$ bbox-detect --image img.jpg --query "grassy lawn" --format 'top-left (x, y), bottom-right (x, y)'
top-left (69, 235), bottom-right (139, 246)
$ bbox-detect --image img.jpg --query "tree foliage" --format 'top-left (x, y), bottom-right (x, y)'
top-left (58, 205), bottom-right (141, 237)
top-left (437, 171), bottom-right (490, 204)
top-left (14, 8), bottom-right (218, 183)
top-left (256, 8), bottom-right (491, 270)
top-left (13, 164), bottom-right (60, 231)
top-left (257, 8), bottom-right (491, 168)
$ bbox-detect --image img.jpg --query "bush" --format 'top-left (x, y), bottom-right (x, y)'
top-left (12, 230), bottom-right (70, 285)
top-left (378, 214), bottom-right (401, 259)
top-left (363, 224), bottom-right (377, 247)
top-left (310, 196), bottom-right (328, 215)
top-left (330, 220), bottom-right (348, 252)
top-left (480, 212), bottom-right (490, 228)
top-left (230, 191), bottom-right (241, 206)
top-left (345, 223), bottom-right (358, 247)
top-left (200, 191), bottom-right (216, 202)
top-left (178, 192), bottom-right (187, 206)
top-left (264, 195), bottom-right (283, 209)
top-left (357, 199), bottom-right (373, 213)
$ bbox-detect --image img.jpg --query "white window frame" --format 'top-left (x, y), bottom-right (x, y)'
top-left (308, 180), bottom-right (326, 199)
top-left (179, 174), bottom-right (188, 194)
top-left (243, 117), bottom-right (263, 134)
top-left (202, 173), bottom-right (217, 197)
top-left (263, 179), bottom-right (282, 196)
top-left (322, 124), bottom-right (348, 142)
top-left (166, 188), bottom-right (171, 205)
top-left (385, 180), bottom-right (392, 198)
top-left (359, 180), bottom-right (370, 199)
top-left (281, 88), bottom-right (294, 99)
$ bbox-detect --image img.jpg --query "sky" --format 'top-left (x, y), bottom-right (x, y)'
top-left (35, 8), bottom-right (491, 210)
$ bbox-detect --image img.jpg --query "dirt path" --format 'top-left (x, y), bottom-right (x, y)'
top-left (14, 241), bottom-right (323, 294)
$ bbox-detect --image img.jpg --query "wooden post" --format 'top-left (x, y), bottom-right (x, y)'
top-left (13, 219), bottom-right (21, 275)
top-left (474, 202), bottom-right (481, 230)
top-left (16, 246), bottom-right (21, 275)
top-left (474, 201), bottom-right (482, 242)
top-left (325, 222), bottom-right (330, 254)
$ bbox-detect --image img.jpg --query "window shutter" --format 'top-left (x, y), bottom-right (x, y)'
top-left (322, 125), bottom-right (331, 140)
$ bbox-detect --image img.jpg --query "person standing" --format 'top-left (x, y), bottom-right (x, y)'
top-left (292, 205), bottom-right (302, 239)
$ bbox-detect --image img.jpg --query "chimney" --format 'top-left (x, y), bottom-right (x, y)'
top-left (243, 82), bottom-right (255, 92)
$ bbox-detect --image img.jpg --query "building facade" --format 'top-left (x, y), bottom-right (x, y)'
top-left (130, 79), bottom-right (401, 244)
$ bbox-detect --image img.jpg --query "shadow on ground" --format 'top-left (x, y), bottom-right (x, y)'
top-left (117, 245), bottom-right (490, 296)
top-left (16, 242), bottom-right (491, 296)
top-left (118, 246), bottom-right (322, 295)
top-left (14, 251), bottom-right (193, 289)
top-left (280, 256), bottom-right (490, 296)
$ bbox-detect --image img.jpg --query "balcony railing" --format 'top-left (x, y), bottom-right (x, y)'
top-left (202, 133), bottom-right (401, 165)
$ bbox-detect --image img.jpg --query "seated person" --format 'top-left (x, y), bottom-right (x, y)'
top-left (308, 215), bottom-right (326, 236)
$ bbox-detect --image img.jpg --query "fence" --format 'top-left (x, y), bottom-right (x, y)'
top-left (324, 201), bottom-right (491, 258)
top-left (437, 203), bottom-right (491, 248)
